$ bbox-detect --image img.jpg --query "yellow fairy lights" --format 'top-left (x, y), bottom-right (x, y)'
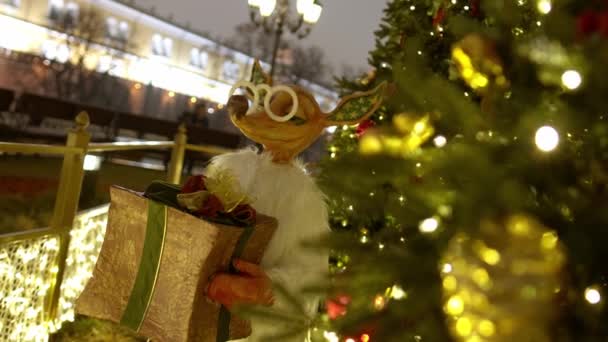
top-left (535, 126), bottom-right (559, 152)
top-left (360, 113), bottom-right (434, 157)
top-left (452, 34), bottom-right (509, 95)
top-left (56, 205), bottom-right (109, 326)
top-left (0, 236), bottom-right (60, 342)
top-left (440, 214), bottom-right (565, 342)
top-left (0, 205), bottom-right (109, 341)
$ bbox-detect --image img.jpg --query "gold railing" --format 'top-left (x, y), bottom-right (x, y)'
top-left (0, 111), bottom-right (231, 340)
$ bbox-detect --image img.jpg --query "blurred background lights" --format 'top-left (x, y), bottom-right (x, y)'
top-left (419, 217), bottom-right (439, 233)
top-left (584, 287), bottom-right (601, 305)
top-left (323, 331), bottom-right (339, 342)
top-left (537, 0), bottom-right (552, 14)
top-left (83, 155), bottom-right (102, 171)
top-left (561, 70), bottom-right (582, 90)
top-left (434, 135), bottom-right (447, 148)
top-left (535, 126), bottom-right (559, 152)
top-left (390, 285), bottom-right (406, 300)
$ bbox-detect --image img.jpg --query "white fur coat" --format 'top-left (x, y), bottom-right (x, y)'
top-left (206, 148), bottom-right (329, 342)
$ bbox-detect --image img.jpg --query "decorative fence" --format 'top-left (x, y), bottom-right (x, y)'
top-left (0, 112), bottom-right (231, 341)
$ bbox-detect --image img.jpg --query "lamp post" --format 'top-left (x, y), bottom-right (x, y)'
top-left (248, 0), bottom-right (323, 77)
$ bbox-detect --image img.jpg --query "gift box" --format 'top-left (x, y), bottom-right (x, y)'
top-left (76, 184), bottom-right (277, 342)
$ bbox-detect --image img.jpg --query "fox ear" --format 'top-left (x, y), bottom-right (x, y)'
top-left (250, 59), bottom-right (272, 86)
top-left (323, 82), bottom-right (388, 126)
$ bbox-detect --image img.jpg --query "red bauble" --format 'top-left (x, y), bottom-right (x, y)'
top-left (326, 294), bottom-right (351, 320)
top-left (470, 0), bottom-right (481, 17)
top-left (598, 12), bottom-right (608, 37)
top-left (356, 119), bottom-right (376, 138)
top-left (433, 7), bottom-right (446, 27)
top-left (578, 10), bottom-right (600, 37)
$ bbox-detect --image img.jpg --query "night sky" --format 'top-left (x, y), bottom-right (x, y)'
top-left (139, 0), bottom-right (388, 73)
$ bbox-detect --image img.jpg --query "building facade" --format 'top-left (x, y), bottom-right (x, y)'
top-left (0, 0), bottom-right (337, 121)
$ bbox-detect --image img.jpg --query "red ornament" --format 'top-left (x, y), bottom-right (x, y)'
top-left (181, 175), bottom-right (206, 193)
top-left (598, 12), bottom-right (608, 37)
top-left (356, 119), bottom-right (375, 138)
top-left (433, 6), bottom-right (446, 27)
top-left (326, 294), bottom-right (351, 320)
top-left (577, 10), bottom-right (608, 38)
top-left (470, 0), bottom-right (481, 17)
top-left (578, 10), bottom-right (600, 37)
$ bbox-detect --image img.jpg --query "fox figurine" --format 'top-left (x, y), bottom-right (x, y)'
top-left (205, 60), bottom-right (387, 341)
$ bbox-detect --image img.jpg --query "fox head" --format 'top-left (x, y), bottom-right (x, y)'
top-left (227, 60), bottom-right (387, 163)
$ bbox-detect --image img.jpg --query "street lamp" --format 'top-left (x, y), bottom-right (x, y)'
top-left (248, 0), bottom-right (323, 77)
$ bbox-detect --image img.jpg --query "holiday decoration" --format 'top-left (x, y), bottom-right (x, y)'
top-left (452, 34), bottom-right (509, 95)
top-left (316, 0), bottom-right (608, 340)
top-left (359, 113), bottom-right (434, 156)
top-left (440, 214), bottom-right (565, 342)
top-left (206, 60), bottom-right (386, 341)
top-left (76, 184), bottom-right (277, 342)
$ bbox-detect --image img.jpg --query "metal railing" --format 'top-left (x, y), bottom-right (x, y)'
top-left (0, 111), bottom-right (232, 340)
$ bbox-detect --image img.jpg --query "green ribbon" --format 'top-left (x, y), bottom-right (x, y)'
top-left (120, 181), bottom-right (256, 341)
top-left (121, 200), bottom-right (168, 331)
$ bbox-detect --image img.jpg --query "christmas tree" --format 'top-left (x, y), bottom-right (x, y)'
top-left (318, 0), bottom-right (608, 341)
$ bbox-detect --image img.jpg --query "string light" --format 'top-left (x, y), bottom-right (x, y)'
top-left (535, 126), bottom-right (559, 152)
top-left (190, 97), bottom-right (197, 104)
top-left (419, 217), bottom-right (440, 233)
top-left (584, 286), bottom-right (601, 305)
top-left (537, 0), bottom-right (552, 14)
top-left (168, 91), bottom-right (176, 98)
top-left (323, 331), bottom-right (339, 342)
top-left (133, 83), bottom-right (142, 90)
top-left (434, 135), bottom-right (447, 148)
top-left (561, 70), bottom-right (582, 90)
top-left (390, 285), bottom-right (406, 300)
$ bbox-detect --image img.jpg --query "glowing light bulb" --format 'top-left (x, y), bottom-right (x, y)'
top-left (390, 285), bottom-right (406, 300)
top-left (537, 0), bottom-right (551, 14)
top-left (434, 135), bottom-right (447, 148)
top-left (190, 97), bottom-right (197, 104)
top-left (168, 91), bottom-right (175, 98)
top-left (325, 126), bottom-right (337, 134)
top-left (442, 263), bottom-right (453, 273)
top-left (585, 287), bottom-right (601, 304)
top-left (561, 70), bottom-right (582, 90)
top-left (419, 217), bottom-right (439, 233)
top-left (535, 126), bottom-right (559, 152)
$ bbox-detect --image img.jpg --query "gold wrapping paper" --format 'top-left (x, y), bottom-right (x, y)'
top-left (76, 186), bottom-right (277, 342)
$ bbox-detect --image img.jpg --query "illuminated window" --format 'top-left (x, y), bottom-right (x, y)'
top-left (106, 17), bottom-right (130, 43)
top-left (152, 34), bottom-right (172, 57)
top-left (222, 60), bottom-right (241, 81)
top-left (48, 0), bottom-right (79, 27)
top-left (48, 0), bottom-right (64, 21)
top-left (64, 2), bottom-right (79, 26)
top-left (0, 0), bottom-right (20, 8)
top-left (190, 48), bottom-right (209, 70)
